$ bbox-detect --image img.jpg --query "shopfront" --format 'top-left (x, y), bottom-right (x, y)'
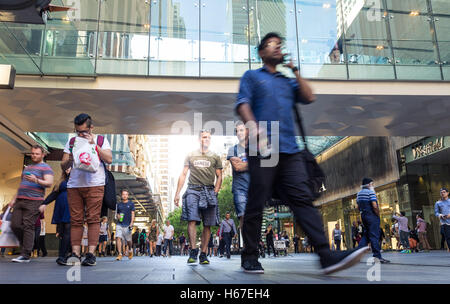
top-left (399, 136), bottom-right (450, 249)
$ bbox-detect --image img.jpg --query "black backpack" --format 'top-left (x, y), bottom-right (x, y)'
top-left (69, 135), bottom-right (117, 216)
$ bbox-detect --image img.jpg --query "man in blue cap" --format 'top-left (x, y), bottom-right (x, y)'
top-left (356, 178), bottom-right (390, 263)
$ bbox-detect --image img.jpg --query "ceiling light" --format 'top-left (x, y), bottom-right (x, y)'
top-left (376, 45), bottom-right (384, 50)
top-left (301, 39), bottom-right (308, 44)
top-left (410, 10), bottom-right (419, 16)
top-left (323, 3), bottom-right (331, 9)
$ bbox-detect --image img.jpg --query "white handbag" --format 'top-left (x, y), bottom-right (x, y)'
top-left (72, 137), bottom-right (101, 173)
top-left (0, 207), bottom-right (20, 248)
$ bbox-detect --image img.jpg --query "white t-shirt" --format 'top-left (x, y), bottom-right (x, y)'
top-left (163, 225), bottom-right (174, 240)
top-left (64, 135), bottom-right (111, 188)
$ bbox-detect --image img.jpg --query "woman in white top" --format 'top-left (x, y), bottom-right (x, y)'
top-left (98, 216), bottom-right (110, 257)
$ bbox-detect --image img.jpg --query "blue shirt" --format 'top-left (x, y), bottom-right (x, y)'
top-left (235, 67), bottom-right (307, 154)
top-left (356, 188), bottom-right (378, 216)
top-left (434, 199), bottom-right (450, 226)
top-left (116, 201), bottom-right (135, 227)
top-left (227, 144), bottom-right (250, 192)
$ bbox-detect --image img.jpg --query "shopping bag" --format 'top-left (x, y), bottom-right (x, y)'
top-left (72, 137), bottom-right (100, 173)
top-left (0, 207), bottom-right (20, 248)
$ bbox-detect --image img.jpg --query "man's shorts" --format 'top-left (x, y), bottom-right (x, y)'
top-left (181, 187), bottom-right (219, 227)
top-left (233, 189), bottom-right (248, 218)
top-left (99, 235), bottom-right (108, 243)
top-left (116, 225), bottom-right (132, 242)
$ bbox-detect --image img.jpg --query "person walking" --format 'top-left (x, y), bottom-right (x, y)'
top-left (351, 221), bottom-right (359, 248)
top-left (156, 233), bottom-right (163, 257)
top-left (332, 224), bottom-right (342, 251)
top-left (32, 213), bottom-right (44, 258)
top-left (293, 234), bottom-right (300, 254)
top-left (139, 229), bottom-right (147, 256)
top-left (264, 224), bottom-right (276, 257)
top-left (98, 216), bottom-right (110, 257)
top-left (10, 145), bottom-right (54, 263)
top-left (148, 220), bottom-right (159, 257)
top-left (235, 32), bottom-right (368, 274)
top-left (393, 211), bottom-right (411, 253)
top-left (162, 220), bottom-right (174, 257)
top-left (38, 214), bottom-right (47, 257)
top-left (213, 233), bottom-right (220, 256)
top-left (81, 222), bottom-right (88, 256)
top-left (132, 228), bottom-right (140, 256)
top-left (207, 233), bottom-right (214, 257)
top-left (115, 189), bottom-right (135, 260)
top-left (61, 113), bottom-right (112, 266)
top-left (174, 129), bottom-right (222, 265)
top-left (219, 212), bottom-right (237, 259)
top-left (42, 167), bottom-right (72, 265)
top-left (227, 121), bottom-right (250, 240)
top-left (435, 187), bottom-right (450, 252)
top-left (356, 178), bottom-right (390, 263)
top-left (416, 213), bottom-right (431, 251)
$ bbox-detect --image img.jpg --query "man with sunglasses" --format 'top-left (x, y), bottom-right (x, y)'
top-left (235, 32), bottom-right (369, 274)
top-left (61, 113), bottom-right (112, 266)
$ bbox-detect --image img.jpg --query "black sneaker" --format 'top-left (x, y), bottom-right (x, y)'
top-left (82, 253), bottom-right (97, 266)
top-left (66, 253), bottom-right (82, 266)
top-left (199, 252), bottom-right (210, 265)
top-left (227, 254), bottom-right (231, 259)
top-left (187, 248), bottom-right (199, 265)
top-left (378, 258), bottom-right (391, 264)
top-left (56, 257), bottom-right (68, 266)
top-left (241, 260), bottom-right (264, 274)
top-left (12, 256), bottom-right (30, 263)
top-left (321, 246), bottom-right (369, 275)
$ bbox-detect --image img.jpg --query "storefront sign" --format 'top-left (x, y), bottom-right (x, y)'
top-left (405, 136), bottom-right (448, 163)
top-left (134, 217), bottom-right (149, 222)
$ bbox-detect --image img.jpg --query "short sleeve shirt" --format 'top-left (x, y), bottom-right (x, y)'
top-left (184, 150), bottom-right (223, 186)
top-left (63, 135), bottom-right (111, 188)
top-left (116, 201), bottom-right (135, 227)
top-left (163, 225), bottom-right (174, 239)
top-left (17, 163), bottom-right (54, 201)
top-left (227, 144), bottom-right (250, 192)
top-left (235, 67), bottom-right (306, 154)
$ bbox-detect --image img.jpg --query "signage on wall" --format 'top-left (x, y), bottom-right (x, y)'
top-left (405, 136), bottom-right (448, 163)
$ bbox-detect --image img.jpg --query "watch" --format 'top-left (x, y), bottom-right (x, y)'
top-left (292, 66), bottom-right (299, 73)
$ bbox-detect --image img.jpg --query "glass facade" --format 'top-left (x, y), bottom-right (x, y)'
top-left (0, 0), bottom-right (448, 80)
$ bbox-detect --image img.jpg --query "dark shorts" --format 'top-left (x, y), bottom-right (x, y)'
top-left (99, 235), bottom-right (107, 243)
top-left (233, 189), bottom-right (248, 218)
top-left (181, 187), bottom-right (219, 227)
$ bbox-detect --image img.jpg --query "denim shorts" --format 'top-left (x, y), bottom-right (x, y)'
top-left (233, 189), bottom-right (248, 218)
top-left (181, 187), bottom-right (219, 226)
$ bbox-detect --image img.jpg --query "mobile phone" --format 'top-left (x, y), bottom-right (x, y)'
top-left (24, 172), bottom-right (31, 175)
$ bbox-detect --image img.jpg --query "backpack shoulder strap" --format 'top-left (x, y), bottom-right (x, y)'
top-left (234, 145), bottom-right (237, 156)
top-left (97, 135), bottom-right (104, 147)
top-left (69, 137), bottom-right (76, 153)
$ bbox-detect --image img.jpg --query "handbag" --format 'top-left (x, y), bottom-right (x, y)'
top-left (268, 103), bottom-right (325, 206)
top-left (0, 207), bottom-right (20, 248)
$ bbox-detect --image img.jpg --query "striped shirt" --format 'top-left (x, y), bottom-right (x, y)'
top-left (356, 188), bottom-right (378, 215)
top-left (17, 163), bottom-right (54, 200)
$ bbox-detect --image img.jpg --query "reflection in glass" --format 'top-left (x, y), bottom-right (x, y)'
top-left (200, 0), bottom-right (249, 77)
top-left (149, 0), bottom-right (199, 76)
top-left (41, 0), bottom-right (99, 75)
top-left (96, 0), bottom-right (149, 75)
top-left (249, 0), bottom-right (297, 72)
top-left (296, 0), bottom-right (346, 79)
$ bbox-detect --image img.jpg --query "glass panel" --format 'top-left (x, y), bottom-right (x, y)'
top-left (443, 67), bottom-right (450, 80)
top-left (41, 0), bottom-right (99, 75)
top-left (392, 40), bottom-right (439, 65)
top-left (431, 0), bottom-right (450, 14)
top-left (396, 65), bottom-right (441, 80)
top-left (96, 0), bottom-right (150, 75)
top-left (435, 17), bottom-right (449, 68)
top-left (389, 13), bottom-right (434, 41)
top-left (296, 0), bottom-right (346, 79)
top-left (341, 0), bottom-right (388, 39)
top-left (249, 0), bottom-right (299, 72)
top-left (346, 39), bottom-right (394, 79)
top-left (149, 0), bottom-right (200, 77)
top-left (200, 0), bottom-right (249, 77)
top-left (0, 23), bottom-right (43, 74)
top-left (386, 0), bottom-right (428, 13)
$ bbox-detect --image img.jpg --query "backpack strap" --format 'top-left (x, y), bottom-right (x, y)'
top-left (97, 135), bottom-right (104, 148)
top-left (69, 137), bottom-right (76, 153)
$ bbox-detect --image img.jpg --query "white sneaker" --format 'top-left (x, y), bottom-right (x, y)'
top-left (12, 256), bottom-right (31, 263)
